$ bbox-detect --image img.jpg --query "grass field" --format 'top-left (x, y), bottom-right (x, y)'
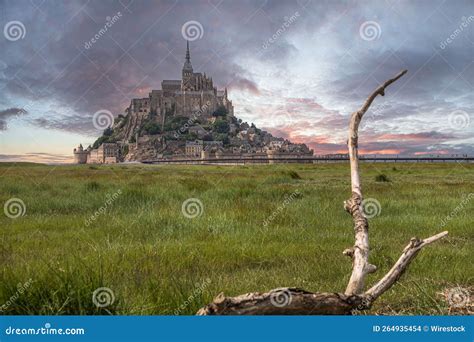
top-left (0, 162), bottom-right (472, 315)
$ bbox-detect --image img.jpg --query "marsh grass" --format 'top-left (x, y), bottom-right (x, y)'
top-left (0, 162), bottom-right (472, 315)
top-left (375, 173), bottom-right (391, 182)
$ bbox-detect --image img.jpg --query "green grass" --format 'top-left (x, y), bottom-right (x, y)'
top-left (0, 162), bottom-right (472, 315)
top-left (375, 173), bottom-right (391, 182)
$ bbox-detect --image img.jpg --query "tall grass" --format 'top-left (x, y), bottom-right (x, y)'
top-left (0, 162), bottom-right (472, 315)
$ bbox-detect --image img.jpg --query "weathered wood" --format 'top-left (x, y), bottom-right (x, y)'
top-left (344, 69), bottom-right (407, 296)
top-left (365, 231), bottom-right (449, 300)
top-left (196, 288), bottom-right (365, 315)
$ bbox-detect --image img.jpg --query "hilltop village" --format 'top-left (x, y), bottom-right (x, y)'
top-left (74, 42), bottom-right (313, 164)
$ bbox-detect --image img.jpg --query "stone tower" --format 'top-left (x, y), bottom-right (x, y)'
top-left (73, 144), bottom-right (89, 164)
top-left (182, 41), bottom-right (194, 90)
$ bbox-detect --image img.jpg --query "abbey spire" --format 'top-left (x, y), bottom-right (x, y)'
top-left (183, 40), bottom-right (193, 73)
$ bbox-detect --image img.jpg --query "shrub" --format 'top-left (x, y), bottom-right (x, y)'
top-left (92, 135), bottom-right (110, 149)
top-left (212, 106), bottom-right (228, 117)
top-left (287, 170), bottom-right (302, 180)
top-left (215, 133), bottom-right (230, 145)
top-left (122, 145), bottom-right (129, 156)
top-left (375, 173), bottom-right (391, 182)
top-left (185, 133), bottom-right (198, 141)
top-left (164, 116), bottom-right (189, 132)
top-left (202, 134), bottom-right (213, 141)
top-left (213, 119), bottom-right (229, 133)
top-left (142, 122), bottom-right (161, 135)
top-left (103, 127), bottom-right (113, 136)
top-left (85, 181), bottom-right (100, 191)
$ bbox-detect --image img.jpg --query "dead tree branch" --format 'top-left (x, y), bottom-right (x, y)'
top-left (344, 69), bottom-right (407, 295)
top-left (365, 231), bottom-right (448, 300)
top-left (197, 70), bottom-right (449, 315)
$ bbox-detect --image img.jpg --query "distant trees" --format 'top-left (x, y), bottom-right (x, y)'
top-left (142, 122), bottom-right (161, 135)
top-left (215, 133), bottom-right (230, 146)
top-left (212, 105), bottom-right (228, 117)
top-left (92, 135), bottom-right (109, 149)
top-left (213, 119), bottom-right (229, 133)
top-left (114, 114), bottom-right (128, 130)
top-left (250, 123), bottom-right (262, 134)
top-left (103, 127), bottom-right (113, 136)
top-left (122, 144), bottom-right (129, 156)
top-left (92, 127), bottom-right (113, 148)
top-left (185, 133), bottom-right (198, 141)
top-left (114, 115), bottom-right (124, 125)
top-left (164, 116), bottom-right (190, 132)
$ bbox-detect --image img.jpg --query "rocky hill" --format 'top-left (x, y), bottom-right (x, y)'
top-left (90, 104), bottom-right (313, 162)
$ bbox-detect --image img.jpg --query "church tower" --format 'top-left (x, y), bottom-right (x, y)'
top-left (182, 41), bottom-right (194, 91)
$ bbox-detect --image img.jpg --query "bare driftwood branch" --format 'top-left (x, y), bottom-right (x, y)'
top-left (365, 231), bottom-right (448, 300)
top-left (197, 70), bottom-right (449, 315)
top-left (344, 69), bottom-right (407, 295)
top-left (197, 231), bottom-right (448, 315)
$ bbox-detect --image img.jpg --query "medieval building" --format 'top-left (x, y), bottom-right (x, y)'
top-left (73, 41), bottom-right (313, 164)
top-left (73, 143), bottom-right (119, 164)
top-left (127, 41), bottom-right (233, 128)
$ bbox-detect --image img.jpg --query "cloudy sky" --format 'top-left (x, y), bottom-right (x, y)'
top-left (0, 0), bottom-right (473, 163)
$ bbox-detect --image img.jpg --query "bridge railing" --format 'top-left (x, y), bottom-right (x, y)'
top-left (141, 156), bottom-right (473, 164)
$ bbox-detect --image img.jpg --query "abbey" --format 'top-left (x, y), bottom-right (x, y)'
top-left (128, 41), bottom-right (233, 128)
top-left (74, 41), bottom-right (313, 164)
